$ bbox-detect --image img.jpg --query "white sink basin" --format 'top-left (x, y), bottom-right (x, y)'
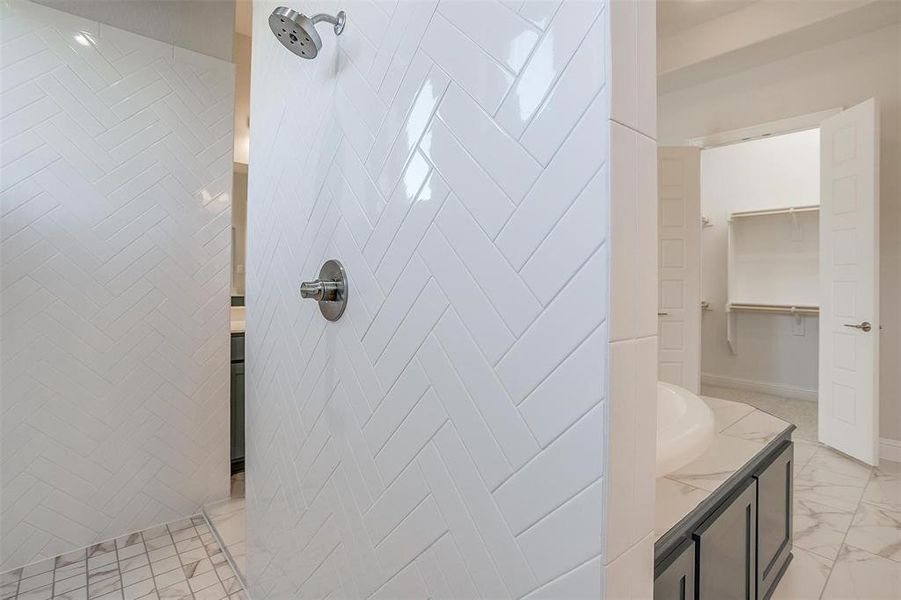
top-left (656, 382), bottom-right (715, 477)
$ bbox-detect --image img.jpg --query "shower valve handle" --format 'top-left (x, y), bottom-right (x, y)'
top-left (300, 279), bottom-right (342, 302)
top-left (300, 260), bottom-right (348, 322)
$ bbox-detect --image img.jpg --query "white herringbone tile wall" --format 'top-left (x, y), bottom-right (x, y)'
top-left (245, 1), bottom-right (621, 598)
top-left (0, 0), bottom-right (234, 571)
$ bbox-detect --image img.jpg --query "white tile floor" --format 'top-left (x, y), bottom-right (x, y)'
top-left (0, 516), bottom-right (245, 600)
top-left (703, 385), bottom-right (901, 600)
top-left (203, 475), bottom-right (245, 583)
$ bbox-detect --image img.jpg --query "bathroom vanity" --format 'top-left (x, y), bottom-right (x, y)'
top-left (654, 407), bottom-right (794, 600)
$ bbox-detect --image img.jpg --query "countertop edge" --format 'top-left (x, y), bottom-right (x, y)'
top-left (654, 423), bottom-right (796, 565)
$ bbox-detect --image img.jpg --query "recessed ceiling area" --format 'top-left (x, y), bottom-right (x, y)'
top-left (657, 0), bottom-right (758, 37)
top-left (657, 0), bottom-right (901, 92)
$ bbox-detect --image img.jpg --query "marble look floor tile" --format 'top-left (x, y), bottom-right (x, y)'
top-left (17, 584), bottom-right (52, 600)
top-left (152, 566), bottom-right (184, 590)
top-left (141, 527), bottom-right (169, 542)
top-left (221, 577), bottom-right (242, 595)
top-left (793, 497), bottom-right (855, 561)
top-left (1, 514), bottom-right (233, 600)
top-left (700, 395), bottom-right (755, 432)
top-left (21, 559), bottom-right (54, 579)
top-left (117, 544), bottom-right (145, 563)
top-left (821, 544), bottom-right (901, 599)
top-left (54, 585), bottom-right (87, 600)
top-left (862, 462), bottom-right (901, 512)
top-left (121, 565), bottom-right (152, 588)
top-left (156, 581), bottom-right (191, 600)
top-left (122, 578), bottom-right (157, 600)
top-left (721, 409), bottom-right (791, 445)
top-left (193, 583), bottom-right (226, 600)
top-left (667, 433), bottom-right (766, 492)
top-left (844, 501), bottom-right (901, 563)
top-left (808, 448), bottom-right (874, 483)
top-left (1, 569), bottom-right (22, 586)
top-left (87, 575), bottom-right (121, 599)
top-left (654, 477), bottom-right (711, 539)
top-left (19, 572), bottom-right (52, 593)
top-left (54, 572), bottom-right (88, 595)
top-left (186, 569), bottom-right (219, 594)
top-left (118, 554), bottom-right (149, 575)
top-left (795, 459), bottom-right (868, 512)
top-left (116, 534), bottom-right (143, 550)
top-left (86, 543), bottom-right (115, 560)
top-left (770, 546), bottom-right (833, 600)
top-left (0, 580), bottom-right (18, 599)
top-left (793, 440), bottom-right (820, 474)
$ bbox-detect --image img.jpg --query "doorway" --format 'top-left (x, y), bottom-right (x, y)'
top-left (658, 101), bottom-right (881, 466)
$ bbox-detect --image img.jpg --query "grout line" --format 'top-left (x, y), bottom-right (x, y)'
top-left (114, 541), bottom-right (124, 600)
top-left (201, 508), bottom-right (247, 597)
top-left (816, 463), bottom-right (881, 599)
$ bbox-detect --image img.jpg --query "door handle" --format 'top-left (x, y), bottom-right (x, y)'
top-left (843, 321), bottom-right (872, 332)
top-left (657, 312), bottom-right (669, 317)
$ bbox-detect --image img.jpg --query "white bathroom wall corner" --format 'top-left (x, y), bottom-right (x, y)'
top-left (604, 0), bottom-right (658, 597)
top-left (0, 0), bottom-right (234, 571)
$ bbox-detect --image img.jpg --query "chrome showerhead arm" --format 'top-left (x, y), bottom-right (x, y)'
top-left (310, 11), bottom-right (346, 35)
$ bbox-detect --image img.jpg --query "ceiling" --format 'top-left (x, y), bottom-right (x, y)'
top-left (657, 0), bottom-right (759, 36)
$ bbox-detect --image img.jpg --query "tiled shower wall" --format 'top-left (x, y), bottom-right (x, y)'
top-left (246, 0), bottom-right (654, 598)
top-left (0, 1), bottom-right (234, 571)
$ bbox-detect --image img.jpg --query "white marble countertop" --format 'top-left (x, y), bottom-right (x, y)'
top-left (655, 396), bottom-right (793, 540)
top-left (230, 306), bottom-right (245, 334)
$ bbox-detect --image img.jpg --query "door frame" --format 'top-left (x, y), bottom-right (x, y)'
top-left (672, 106), bottom-right (882, 465)
top-left (684, 108), bottom-right (842, 150)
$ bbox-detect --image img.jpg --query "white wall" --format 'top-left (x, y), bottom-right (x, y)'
top-left (659, 22), bottom-right (901, 441)
top-left (244, 0), bottom-right (656, 598)
top-left (700, 130), bottom-right (821, 397)
top-left (32, 0), bottom-right (236, 61)
top-left (0, 1), bottom-right (234, 571)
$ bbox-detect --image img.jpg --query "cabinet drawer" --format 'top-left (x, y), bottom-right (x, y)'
top-left (755, 441), bottom-right (793, 599)
top-left (655, 537), bottom-right (695, 600)
top-left (231, 333), bottom-right (245, 363)
top-left (695, 478), bottom-right (757, 600)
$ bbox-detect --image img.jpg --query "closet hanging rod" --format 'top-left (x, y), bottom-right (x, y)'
top-left (729, 303), bottom-right (819, 315)
top-left (729, 205), bottom-right (819, 219)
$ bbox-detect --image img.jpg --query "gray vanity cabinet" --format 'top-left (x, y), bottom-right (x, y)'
top-left (695, 478), bottom-right (758, 600)
top-left (755, 442), bottom-right (793, 599)
top-left (654, 538), bottom-right (695, 600)
top-left (230, 333), bottom-right (245, 473)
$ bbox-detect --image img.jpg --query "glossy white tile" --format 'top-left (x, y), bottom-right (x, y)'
top-left (420, 14), bottom-right (513, 113)
top-left (495, 0), bottom-right (604, 138)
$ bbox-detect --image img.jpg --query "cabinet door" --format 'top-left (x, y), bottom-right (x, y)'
top-left (756, 442), bottom-right (793, 599)
top-left (230, 362), bottom-right (245, 465)
top-left (695, 478), bottom-right (757, 600)
top-left (655, 538), bottom-right (696, 600)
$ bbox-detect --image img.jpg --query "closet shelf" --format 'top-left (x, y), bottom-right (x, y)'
top-left (728, 302), bottom-right (819, 315)
top-left (729, 205), bottom-right (819, 219)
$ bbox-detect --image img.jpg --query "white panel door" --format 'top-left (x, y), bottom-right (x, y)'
top-left (658, 147), bottom-right (702, 393)
top-left (819, 99), bottom-right (880, 465)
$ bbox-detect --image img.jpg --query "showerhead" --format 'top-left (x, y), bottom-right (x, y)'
top-left (269, 6), bottom-right (346, 60)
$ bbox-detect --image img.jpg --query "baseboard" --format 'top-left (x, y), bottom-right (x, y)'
top-left (701, 373), bottom-right (818, 402)
top-left (880, 438), bottom-right (901, 463)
